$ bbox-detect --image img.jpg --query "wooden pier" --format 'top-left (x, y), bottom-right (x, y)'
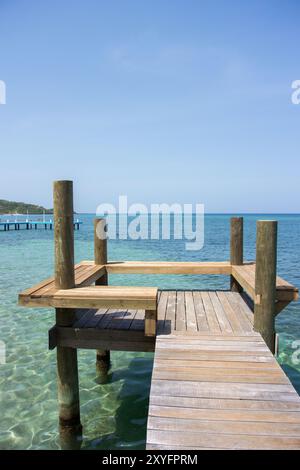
top-left (0, 220), bottom-right (82, 231)
top-left (18, 181), bottom-right (300, 450)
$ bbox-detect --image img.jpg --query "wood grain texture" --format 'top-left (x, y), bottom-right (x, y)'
top-left (254, 221), bottom-right (277, 353)
top-left (230, 217), bottom-right (243, 292)
top-left (146, 330), bottom-right (300, 450)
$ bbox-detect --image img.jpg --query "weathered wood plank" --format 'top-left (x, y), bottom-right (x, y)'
top-left (176, 291), bottom-right (186, 331)
top-left (105, 261), bottom-right (232, 275)
top-left (185, 291), bottom-right (198, 332)
top-left (192, 291), bottom-right (209, 332)
top-left (148, 416), bottom-right (300, 437)
top-left (201, 292), bottom-right (221, 333)
top-left (149, 395), bottom-right (300, 412)
top-left (149, 404), bottom-right (300, 423)
top-left (147, 429), bottom-right (300, 449)
top-left (147, 328), bottom-right (300, 450)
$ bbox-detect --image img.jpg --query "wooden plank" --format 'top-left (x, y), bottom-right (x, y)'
top-left (56, 326), bottom-right (155, 352)
top-left (20, 285), bottom-right (158, 309)
top-left (105, 261), bottom-right (232, 275)
top-left (107, 310), bottom-right (129, 330)
top-left (19, 263), bottom-right (106, 302)
top-left (158, 333), bottom-right (262, 342)
top-left (150, 379), bottom-right (298, 402)
top-left (192, 291), bottom-right (209, 332)
top-left (152, 369), bottom-right (289, 384)
top-left (226, 291), bottom-right (254, 330)
top-left (154, 358), bottom-right (279, 370)
top-left (185, 291), bottom-right (198, 332)
top-left (73, 309), bottom-right (96, 328)
top-left (209, 292), bottom-right (233, 333)
top-left (157, 291), bottom-right (168, 334)
top-left (96, 309), bottom-right (124, 329)
top-left (201, 292), bottom-right (221, 333)
top-left (146, 429), bottom-right (300, 449)
top-left (148, 416), bottom-right (300, 437)
top-left (149, 404), bottom-right (300, 424)
top-left (232, 264), bottom-right (298, 302)
top-left (216, 291), bottom-right (244, 334)
top-left (75, 264), bottom-right (106, 287)
top-left (149, 395), bottom-right (300, 412)
top-left (175, 291), bottom-right (186, 331)
top-left (155, 349), bottom-right (274, 362)
top-left (155, 342), bottom-right (270, 352)
top-left (165, 291), bottom-right (176, 333)
top-left (32, 264), bottom-right (89, 298)
top-left (130, 309), bottom-right (146, 331)
top-left (114, 309), bottom-right (137, 330)
top-left (147, 326), bottom-right (300, 449)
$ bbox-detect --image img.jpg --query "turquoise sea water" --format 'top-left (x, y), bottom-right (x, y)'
top-left (0, 213), bottom-right (300, 450)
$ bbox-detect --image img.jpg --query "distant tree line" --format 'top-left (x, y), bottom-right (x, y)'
top-left (0, 199), bottom-right (53, 214)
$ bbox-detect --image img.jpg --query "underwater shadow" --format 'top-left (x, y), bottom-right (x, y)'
top-left (80, 352), bottom-right (155, 450)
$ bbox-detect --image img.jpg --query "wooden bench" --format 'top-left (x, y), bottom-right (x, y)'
top-left (18, 262), bottom-right (158, 337)
top-left (231, 262), bottom-right (298, 312)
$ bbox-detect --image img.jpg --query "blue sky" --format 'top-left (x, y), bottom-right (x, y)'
top-left (0, 0), bottom-right (299, 212)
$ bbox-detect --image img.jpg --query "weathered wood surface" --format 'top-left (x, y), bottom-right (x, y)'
top-left (147, 333), bottom-right (300, 450)
top-left (19, 260), bottom-right (298, 308)
top-left (21, 280), bottom-right (300, 449)
top-left (52, 290), bottom-right (255, 352)
top-left (53, 180), bottom-right (81, 432)
top-left (21, 285), bottom-right (158, 309)
top-left (232, 263), bottom-right (298, 302)
top-left (105, 261), bottom-right (232, 275)
top-left (19, 262), bottom-right (106, 304)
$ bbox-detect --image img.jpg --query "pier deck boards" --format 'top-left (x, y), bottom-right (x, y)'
top-left (19, 262), bottom-right (300, 450)
top-left (147, 334), bottom-right (300, 450)
top-left (49, 290), bottom-right (255, 352)
top-left (45, 289), bottom-right (300, 449)
top-left (145, 292), bottom-right (300, 450)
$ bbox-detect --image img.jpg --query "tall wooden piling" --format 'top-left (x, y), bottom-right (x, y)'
top-left (94, 218), bottom-right (110, 377)
top-left (230, 217), bottom-right (243, 292)
top-left (254, 220), bottom-right (277, 353)
top-left (53, 181), bottom-right (81, 435)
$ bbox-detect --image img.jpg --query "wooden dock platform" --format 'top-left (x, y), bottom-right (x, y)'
top-left (18, 181), bottom-right (300, 450)
top-left (0, 220), bottom-right (82, 231)
top-left (20, 286), bottom-right (300, 449)
top-left (147, 292), bottom-right (300, 450)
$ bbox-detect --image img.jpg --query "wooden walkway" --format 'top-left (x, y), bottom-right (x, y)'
top-left (145, 291), bottom-right (300, 450)
top-left (39, 288), bottom-right (300, 449)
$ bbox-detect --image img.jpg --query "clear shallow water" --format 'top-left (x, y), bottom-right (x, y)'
top-left (0, 213), bottom-right (300, 450)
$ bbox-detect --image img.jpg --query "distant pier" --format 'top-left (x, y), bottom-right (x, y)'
top-left (0, 220), bottom-right (82, 231)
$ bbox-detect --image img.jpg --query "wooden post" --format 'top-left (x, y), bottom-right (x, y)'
top-left (230, 217), bottom-right (243, 292)
top-left (94, 218), bottom-right (110, 377)
top-left (253, 220), bottom-right (277, 353)
top-left (53, 181), bottom-right (82, 437)
top-left (145, 309), bottom-right (157, 337)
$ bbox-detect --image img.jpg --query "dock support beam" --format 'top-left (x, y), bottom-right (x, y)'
top-left (53, 180), bottom-right (82, 445)
top-left (230, 217), bottom-right (243, 292)
top-left (254, 220), bottom-right (277, 354)
top-left (94, 218), bottom-right (110, 379)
